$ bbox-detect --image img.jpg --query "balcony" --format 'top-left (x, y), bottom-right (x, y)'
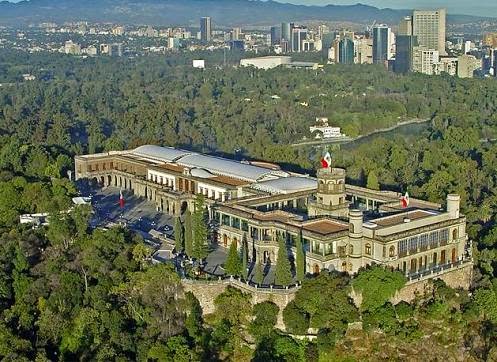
top-left (405, 257), bottom-right (472, 283)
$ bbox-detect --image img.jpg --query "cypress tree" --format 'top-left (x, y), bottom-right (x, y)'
top-left (174, 217), bottom-right (184, 253)
top-left (192, 194), bottom-right (208, 261)
top-left (254, 261), bottom-right (264, 285)
top-left (184, 209), bottom-right (193, 258)
top-left (296, 232), bottom-right (305, 282)
top-left (275, 234), bottom-right (292, 286)
top-left (225, 241), bottom-right (241, 276)
top-left (241, 235), bottom-right (248, 280)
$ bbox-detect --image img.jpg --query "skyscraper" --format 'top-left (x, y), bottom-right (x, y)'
top-left (200, 17), bottom-right (212, 43)
top-left (270, 26), bottom-right (281, 46)
top-left (372, 25), bottom-right (390, 64)
top-left (395, 35), bottom-right (417, 73)
top-left (281, 22), bottom-right (293, 44)
top-left (394, 16), bottom-right (418, 74)
top-left (292, 27), bottom-right (308, 53)
top-left (338, 38), bottom-right (354, 64)
top-left (412, 9), bottom-right (446, 56)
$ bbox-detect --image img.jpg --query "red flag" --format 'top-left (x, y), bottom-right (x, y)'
top-left (400, 192), bottom-right (409, 208)
top-left (119, 189), bottom-right (125, 208)
top-left (321, 152), bottom-right (332, 168)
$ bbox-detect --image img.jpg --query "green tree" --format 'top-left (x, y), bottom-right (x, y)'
top-left (275, 235), bottom-right (292, 286)
top-left (295, 233), bottom-right (305, 283)
top-left (254, 261), bottom-right (264, 285)
top-left (225, 241), bottom-right (241, 276)
top-left (192, 195), bottom-right (208, 261)
top-left (250, 301), bottom-right (279, 339)
top-left (241, 235), bottom-right (248, 280)
top-left (184, 209), bottom-right (193, 258)
top-left (174, 217), bottom-right (184, 253)
top-left (367, 170), bottom-right (380, 190)
top-left (352, 265), bottom-right (406, 313)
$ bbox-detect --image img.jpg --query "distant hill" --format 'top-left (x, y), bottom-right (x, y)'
top-left (0, 0), bottom-right (490, 27)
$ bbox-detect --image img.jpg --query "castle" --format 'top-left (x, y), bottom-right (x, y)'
top-left (75, 145), bottom-right (472, 285)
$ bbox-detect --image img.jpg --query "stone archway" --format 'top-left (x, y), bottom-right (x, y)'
top-left (313, 264), bottom-right (320, 274)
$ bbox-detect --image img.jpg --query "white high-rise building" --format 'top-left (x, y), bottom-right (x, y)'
top-left (413, 47), bottom-right (440, 75)
top-left (412, 9), bottom-right (447, 56)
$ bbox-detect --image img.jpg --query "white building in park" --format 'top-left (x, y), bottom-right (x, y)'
top-left (309, 118), bottom-right (345, 139)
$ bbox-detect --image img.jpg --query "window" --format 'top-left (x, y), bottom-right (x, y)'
top-left (409, 236), bottom-right (418, 252)
top-left (389, 246), bottom-right (395, 257)
top-left (231, 217), bottom-right (240, 229)
top-left (398, 239), bottom-right (408, 255)
top-left (440, 229), bottom-right (449, 244)
top-left (410, 259), bottom-right (417, 272)
top-left (338, 246), bottom-right (346, 257)
top-left (221, 214), bottom-right (230, 226)
top-left (419, 234), bottom-right (429, 250)
top-left (441, 250), bottom-right (446, 264)
top-left (429, 231), bottom-right (439, 248)
top-left (349, 244), bottom-right (354, 255)
top-left (452, 228), bottom-right (458, 241)
top-left (432, 252), bottom-right (437, 266)
top-left (365, 243), bottom-right (372, 255)
top-left (241, 220), bottom-right (249, 232)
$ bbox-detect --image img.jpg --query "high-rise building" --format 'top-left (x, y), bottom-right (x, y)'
top-left (492, 49), bottom-right (497, 77)
top-left (270, 26), bottom-right (281, 46)
top-left (395, 35), bottom-right (418, 73)
top-left (399, 16), bottom-right (413, 36)
top-left (338, 38), bottom-right (355, 64)
top-left (355, 37), bottom-right (373, 64)
top-left (292, 27), bottom-right (308, 53)
top-left (200, 17), bottom-right (212, 43)
top-left (231, 27), bottom-right (242, 41)
top-left (483, 33), bottom-right (497, 48)
top-left (457, 54), bottom-right (481, 78)
top-left (281, 22), bottom-right (293, 44)
top-left (438, 57), bottom-right (458, 76)
top-left (372, 25), bottom-right (391, 65)
top-left (412, 9), bottom-right (446, 56)
top-left (412, 47), bottom-right (439, 75)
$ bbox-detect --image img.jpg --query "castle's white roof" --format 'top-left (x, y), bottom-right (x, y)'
top-left (131, 145), bottom-right (193, 163)
top-left (251, 176), bottom-right (317, 194)
top-left (130, 145), bottom-right (289, 182)
top-left (177, 154), bottom-right (287, 182)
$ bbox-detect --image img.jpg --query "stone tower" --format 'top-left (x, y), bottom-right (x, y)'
top-left (308, 167), bottom-right (349, 218)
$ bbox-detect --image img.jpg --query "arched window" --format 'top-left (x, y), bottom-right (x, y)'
top-left (341, 261), bottom-right (347, 271)
top-left (365, 243), bottom-right (372, 255)
top-left (349, 244), bottom-right (354, 255)
top-left (452, 228), bottom-right (458, 240)
top-left (389, 246), bottom-right (395, 257)
top-left (348, 263), bottom-right (353, 272)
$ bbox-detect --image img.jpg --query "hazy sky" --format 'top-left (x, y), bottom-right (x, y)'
top-left (4, 0), bottom-right (497, 17)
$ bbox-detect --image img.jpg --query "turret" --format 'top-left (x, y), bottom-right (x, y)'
top-left (447, 194), bottom-right (460, 219)
top-left (308, 167), bottom-right (349, 218)
top-left (348, 209), bottom-right (363, 239)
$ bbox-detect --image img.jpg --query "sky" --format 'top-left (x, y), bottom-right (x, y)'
top-left (278, 0), bottom-right (497, 17)
top-left (4, 0), bottom-right (497, 17)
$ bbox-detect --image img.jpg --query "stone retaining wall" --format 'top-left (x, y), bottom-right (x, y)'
top-left (181, 278), bottom-right (298, 329)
